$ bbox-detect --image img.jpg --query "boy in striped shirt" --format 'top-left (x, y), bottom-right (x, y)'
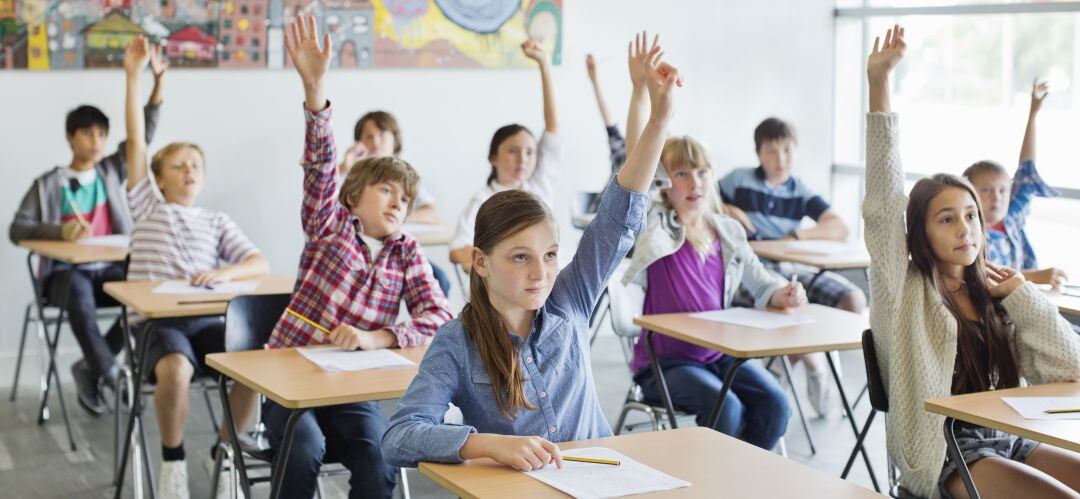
top-left (122, 37), bottom-right (269, 499)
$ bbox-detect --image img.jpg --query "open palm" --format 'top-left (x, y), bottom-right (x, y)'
top-left (867, 24), bottom-right (905, 80)
top-left (628, 31), bottom-right (660, 88)
top-left (285, 15), bottom-right (331, 85)
top-left (124, 35), bottom-right (150, 75)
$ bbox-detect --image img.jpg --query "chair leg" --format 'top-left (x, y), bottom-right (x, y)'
top-left (614, 404), bottom-right (633, 436)
top-left (399, 467), bottom-right (412, 499)
top-left (10, 303), bottom-right (33, 402)
top-left (204, 385), bottom-right (220, 435)
top-left (780, 356), bottom-right (817, 455)
top-left (842, 410), bottom-right (876, 479)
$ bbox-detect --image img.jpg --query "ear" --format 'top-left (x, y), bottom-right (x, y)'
top-left (471, 247), bottom-right (489, 278)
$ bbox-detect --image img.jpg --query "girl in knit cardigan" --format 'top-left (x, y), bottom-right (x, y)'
top-left (864, 25), bottom-right (1080, 499)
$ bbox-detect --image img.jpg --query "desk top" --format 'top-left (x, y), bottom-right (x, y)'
top-left (749, 240), bottom-right (871, 270)
top-left (205, 344), bottom-right (428, 409)
top-left (103, 275), bottom-right (295, 319)
top-left (419, 427), bottom-right (883, 498)
top-left (19, 239), bottom-right (128, 264)
top-left (634, 304), bottom-right (868, 358)
top-left (1047, 290), bottom-right (1080, 317)
top-left (925, 382), bottom-right (1080, 454)
top-left (403, 223), bottom-right (454, 246)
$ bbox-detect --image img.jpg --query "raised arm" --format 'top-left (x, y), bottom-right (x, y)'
top-left (287, 16), bottom-right (331, 113)
top-left (624, 32), bottom-right (660, 156)
top-left (1019, 79), bottom-right (1047, 164)
top-left (522, 40), bottom-right (557, 134)
top-left (124, 36), bottom-right (151, 191)
top-left (586, 54), bottom-right (615, 127)
top-left (617, 50), bottom-right (681, 193)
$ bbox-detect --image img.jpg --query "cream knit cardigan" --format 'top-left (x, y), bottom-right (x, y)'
top-left (864, 112), bottom-right (1080, 499)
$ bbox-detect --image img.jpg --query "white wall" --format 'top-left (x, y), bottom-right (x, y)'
top-left (0, 0), bottom-right (834, 356)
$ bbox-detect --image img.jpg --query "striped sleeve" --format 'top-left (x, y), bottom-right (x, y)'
top-left (216, 213), bottom-right (260, 264)
top-left (128, 178), bottom-right (160, 222)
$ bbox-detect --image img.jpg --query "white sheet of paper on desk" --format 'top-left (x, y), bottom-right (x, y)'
top-left (690, 308), bottom-right (816, 330)
top-left (784, 240), bottom-right (864, 255)
top-left (151, 280), bottom-right (260, 295)
top-left (77, 234), bottom-right (131, 248)
top-left (297, 347), bottom-right (415, 372)
top-left (524, 447), bottom-right (690, 498)
top-left (402, 223), bottom-right (443, 234)
top-left (1002, 397), bottom-right (1080, 420)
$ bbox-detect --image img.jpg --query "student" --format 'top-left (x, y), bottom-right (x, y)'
top-left (718, 116), bottom-right (867, 415)
top-left (122, 37), bottom-right (269, 499)
top-left (865, 26), bottom-right (1080, 499)
top-left (265, 17), bottom-right (453, 498)
top-left (449, 38), bottom-right (561, 271)
top-left (963, 80), bottom-right (1068, 289)
top-left (8, 36), bottom-right (166, 415)
top-left (381, 38), bottom-right (682, 470)
top-left (339, 110), bottom-right (452, 294)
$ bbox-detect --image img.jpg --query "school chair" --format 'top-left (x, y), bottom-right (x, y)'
top-left (842, 329), bottom-right (900, 497)
top-left (215, 294), bottom-right (413, 499)
top-left (571, 191), bottom-right (600, 230)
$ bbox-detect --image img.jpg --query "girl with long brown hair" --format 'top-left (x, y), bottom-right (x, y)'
top-left (382, 40), bottom-right (683, 471)
top-left (865, 26), bottom-right (1080, 499)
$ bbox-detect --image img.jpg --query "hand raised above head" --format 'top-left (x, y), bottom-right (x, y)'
top-left (124, 35), bottom-right (150, 75)
top-left (285, 15), bottom-right (332, 87)
top-left (628, 31), bottom-right (660, 89)
top-left (867, 24), bottom-right (906, 82)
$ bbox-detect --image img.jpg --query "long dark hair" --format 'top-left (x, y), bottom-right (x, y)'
top-left (462, 189), bottom-right (553, 418)
top-left (486, 124), bottom-right (534, 186)
top-left (906, 174), bottom-right (1019, 394)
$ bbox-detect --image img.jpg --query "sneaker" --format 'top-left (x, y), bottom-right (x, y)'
top-left (806, 372), bottom-right (834, 417)
top-left (158, 459), bottom-right (190, 499)
top-left (70, 360), bottom-right (106, 416)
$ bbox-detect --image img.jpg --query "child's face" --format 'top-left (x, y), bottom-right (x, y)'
top-left (925, 187), bottom-right (982, 269)
top-left (969, 172), bottom-right (1011, 227)
top-left (359, 121), bottom-right (396, 158)
top-left (351, 180), bottom-right (409, 240)
top-left (663, 163), bottom-right (712, 218)
top-left (756, 138), bottom-right (796, 184)
top-left (473, 221), bottom-right (559, 315)
top-left (67, 126), bottom-right (107, 167)
top-left (491, 131), bottom-right (538, 187)
top-left (156, 147), bottom-right (205, 206)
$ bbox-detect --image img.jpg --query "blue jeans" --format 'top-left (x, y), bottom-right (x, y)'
top-left (635, 356), bottom-right (791, 450)
top-left (263, 400), bottom-right (396, 499)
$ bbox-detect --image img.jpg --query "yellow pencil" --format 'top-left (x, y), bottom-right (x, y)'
top-left (563, 456), bottom-right (620, 466)
top-left (67, 199), bottom-right (91, 230)
top-left (1044, 408), bottom-right (1080, 414)
top-left (286, 308), bottom-right (331, 335)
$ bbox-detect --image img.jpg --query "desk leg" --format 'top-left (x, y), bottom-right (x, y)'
top-left (944, 417), bottom-right (981, 499)
top-left (270, 409), bottom-right (306, 499)
top-left (826, 352), bottom-right (880, 492)
top-left (780, 356), bottom-right (817, 455)
top-left (842, 409), bottom-right (876, 479)
top-left (219, 376), bottom-right (252, 499)
top-left (705, 358), bottom-right (749, 430)
top-left (37, 267), bottom-right (77, 451)
top-left (114, 321), bottom-right (154, 499)
top-left (644, 331), bottom-right (678, 429)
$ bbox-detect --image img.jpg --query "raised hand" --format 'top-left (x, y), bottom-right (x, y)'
top-left (585, 53), bottom-right (597, 81)
top-left (285, 15), bottom-right (332, 110)
top-left (867, 24), bottom-right (906, 83)
top-left (628, 31), bottom-right (660, 89)
top-left (643, 49), bottom-right (682, 128)
top-left (148, 41), bottom-right (168, 78)
top-left (123, 35), bottom-right (150, 75)
top-left (985, 262), bottom-right (1026, 298)
top-left (1030, 78), bottom-right (1049, 115)
top-left (521, 39), bottom-right (547, 64)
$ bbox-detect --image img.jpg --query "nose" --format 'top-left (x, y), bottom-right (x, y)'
top-left (527, 259), bottom-right (545, 281)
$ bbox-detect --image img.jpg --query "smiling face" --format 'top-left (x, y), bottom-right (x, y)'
top-left (154, 145), bottom-right (205, 206)
top-left (490, 130), bottom-right (538, 187)
top-left (925, 186), bottom-right (983, 270)
top-left (67, 125), bottom-right (108, 167)
top-left (350, 180), bottom-right (409, 239)
top-left (473, 220), bottom-right (559, 315)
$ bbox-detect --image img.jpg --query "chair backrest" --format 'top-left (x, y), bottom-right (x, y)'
top-left (573, 191), bottom-right (601, 216)
top-left (862, 329), bottom-right (889, 413)
top-left (606, 275), bottom-right (646, 339)
top-left (224, 293), bottom-right (292, 352)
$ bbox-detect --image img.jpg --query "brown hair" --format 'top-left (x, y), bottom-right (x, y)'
top-left (962, 160), bottom-right (1008, 184)
top-left (338, 156), bottom-right (420, 214)
top-left (486, 124), bottom-right (534, 186)
top-left (754, 117), bottom-right (798, 153)
top-left (905, 174), bottom-right (1019, 394)
top-left (354, 111), bottom-right (402, 156)
top-left (463, 189), bottom-right (554, 418)
top-left (659, 136), bottom-right (724, 257)
top-left (151, 142), bottom-right (205, 178)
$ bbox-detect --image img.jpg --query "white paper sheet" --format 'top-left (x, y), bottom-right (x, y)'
top-left (689, 308), bottom-right (816, 330)
top-left (783, 240), bottom-right (864, 256)
top-left (151, 280), bottom-right (261, 295)
top-left (402, 223), bottom-right (445, 235)
top-left (1002, 397), bottom-right (1080, 420)
top-left (524, 447), bottom-right (690, 498)
top-left (77, 234), bottom-right (131, 248)
top-left (297, 347), bottom-right (415, 372)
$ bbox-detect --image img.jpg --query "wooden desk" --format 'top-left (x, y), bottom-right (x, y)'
top-left (1048, 290), bottom-right (1080, 317)
top-left (103, 275), bottom-right (295, 319)
top-left (749, 240), bottom-right (871, 271)
top-left (925, 382), bottom-right (1080, 498)
top-left (419, 427), bottom-right (883, 499)
top-left (207, 344), bottom-right (429, 499)
top-left (19, 239), bottom-right (128, 264)
top-left (403, 223), bottom-right (454, 246)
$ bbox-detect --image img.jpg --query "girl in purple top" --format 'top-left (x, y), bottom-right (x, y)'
top-left (622, 135), bottom-right (807, 450)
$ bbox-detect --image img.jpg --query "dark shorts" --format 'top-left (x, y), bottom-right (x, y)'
top-left (136, 316), bottom-right (226, 383)
top-left (734, 261), bottom-right (861, 308)
top-left (938, 423), bottom-right (1039, 499)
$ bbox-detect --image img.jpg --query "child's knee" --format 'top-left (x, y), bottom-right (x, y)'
top-left (154, 354), bottom-right (193, 385)
top-left (839, 289), bottom-right (867, 313)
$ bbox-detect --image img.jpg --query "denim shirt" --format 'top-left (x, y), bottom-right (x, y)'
top-left (985, 159), bottom-right (1057, 270)
top-left (381, 177), bottom-right (648, 468)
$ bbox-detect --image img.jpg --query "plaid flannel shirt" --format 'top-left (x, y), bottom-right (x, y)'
top-left (985, 160), bottom-right (1058, 270)
top-left (267, 104), bottom-right (453, 349)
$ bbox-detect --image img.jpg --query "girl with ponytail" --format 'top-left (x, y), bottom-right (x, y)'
top-left (382, 36), bottom-right (683, 471)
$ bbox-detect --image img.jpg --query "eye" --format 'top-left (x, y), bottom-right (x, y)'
top-left (512, 253), bottom-right (528, 262)
top-left (381, 186), bottom-right (391, 194)
top-left (966, 212), bottom-right (977, 220)
top-left (674, 171), bottom-right (686, 178)
top-left (544, 251), bottom-right (557, 260)
top-left (941, 216), bottom-right (953, 224)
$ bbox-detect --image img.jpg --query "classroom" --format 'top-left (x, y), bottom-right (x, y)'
top-left (2, 0), bottom-right (1080, 498)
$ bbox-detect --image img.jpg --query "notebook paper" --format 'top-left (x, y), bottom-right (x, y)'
top-left (77, 234), bottom-right (131, 248)
top-left (524, 447), bottom-right (690, 498)
top-left (1002, 397), bottom-right (1080, 420)
top-left (297, 347), bottom-right (415, 372)
top-left (783, 240), bottom-right (865, 256)
top-left (690, 308), bottom-right (816, 330)
top-left (152, 280), bottom-right (261, 295)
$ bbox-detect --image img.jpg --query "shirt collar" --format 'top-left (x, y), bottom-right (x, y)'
top-left (754, 165), bottom-right (796, 191)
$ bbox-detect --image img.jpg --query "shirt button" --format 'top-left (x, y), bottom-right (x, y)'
top-left (539, 391), bottom-right (547, 398)
top-left (549, 426), bottom-right (557, 433)
top-left (525, 356), bottom-right (533, 364)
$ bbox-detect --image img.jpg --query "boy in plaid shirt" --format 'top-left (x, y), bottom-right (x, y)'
top-left (265, 17), bottom-right (452, 498)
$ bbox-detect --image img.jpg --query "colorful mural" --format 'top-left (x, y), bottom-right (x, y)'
top-left (0, 0), bottom-right (561, 69)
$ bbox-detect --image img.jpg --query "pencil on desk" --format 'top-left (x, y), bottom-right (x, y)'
top-left (286, 308), bottom-right (332, 335)
top-left (1044, 408), bottom-right (1080, 414)
top-left (563, 456), bottom-right (620, 466)
top-left (67, 199), bottom-right (91, 231)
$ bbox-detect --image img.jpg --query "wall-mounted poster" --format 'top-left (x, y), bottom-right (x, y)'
top-left (0, 0), bottom-right (562, 70)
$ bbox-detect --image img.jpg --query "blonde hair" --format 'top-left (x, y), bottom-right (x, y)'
top-left (150, 142), bottom-right (205, 178)
top-left (660, 136), bottom-right (724, 258)
top-left (339, 156), bottom-right (420, 214)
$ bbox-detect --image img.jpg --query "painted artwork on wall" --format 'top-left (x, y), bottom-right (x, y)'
top-left (0, 0), bottom-right (562, 70)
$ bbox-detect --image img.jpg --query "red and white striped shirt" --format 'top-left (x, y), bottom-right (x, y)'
top-left (267, 104), bottom-right (452, 349)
